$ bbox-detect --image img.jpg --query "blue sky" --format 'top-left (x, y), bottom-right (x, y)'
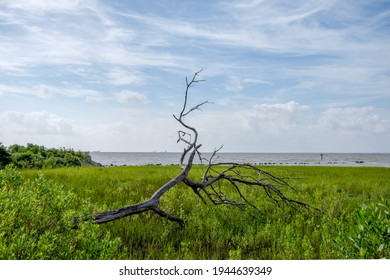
top-left (0, 0), bottom-right (389, 152)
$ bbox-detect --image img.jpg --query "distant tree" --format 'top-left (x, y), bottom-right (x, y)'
top-left (77, 70), bottom-right (315, 226)
top-left (0, 143), bottom-right (11, 169)
top-left (7, 144), bottom-right (24, 154)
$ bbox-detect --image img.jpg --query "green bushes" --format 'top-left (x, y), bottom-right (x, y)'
top-left (1, 143), bottom-right (95, 168)
top-left (0, 165), bottom-right (124, 259)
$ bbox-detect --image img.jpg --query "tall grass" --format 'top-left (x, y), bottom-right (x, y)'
top-left (16, 165), bottom-right (390, 259)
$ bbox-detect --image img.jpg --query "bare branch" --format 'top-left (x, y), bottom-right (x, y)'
top-left (182, 100), bottom-right (211, 117)
top-left (178, 69), bottom-right (205, 119)
top-left (76, 70), bottom-right (316, 228)
top-left (152, 207), bottom-right (185, 226)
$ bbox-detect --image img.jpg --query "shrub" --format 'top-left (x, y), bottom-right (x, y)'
top-left (5, 143), bottom-right (94, 168)
top-left (0, 165), bottom-right (124, 259)
top-left (346, 197), bottom-right (390, 258)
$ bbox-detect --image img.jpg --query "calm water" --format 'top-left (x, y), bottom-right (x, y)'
top-left (90, 152), bottom-right (390, 167)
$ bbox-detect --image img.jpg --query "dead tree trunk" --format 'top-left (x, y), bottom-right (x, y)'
top-left (78, 70), bottom-right (312, 227)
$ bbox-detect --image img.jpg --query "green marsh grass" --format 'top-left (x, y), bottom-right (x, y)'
top-left (18, 165), bottom-right (390, 259)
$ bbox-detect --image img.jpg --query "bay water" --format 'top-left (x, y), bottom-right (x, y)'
top-left (90, 152), bottom-right (390, 167)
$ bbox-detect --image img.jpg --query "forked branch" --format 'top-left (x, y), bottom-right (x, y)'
top-left (77, 71), bottom-right (314, 227)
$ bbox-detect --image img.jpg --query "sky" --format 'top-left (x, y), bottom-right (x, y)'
top-left (0, 0), bottom-right (389, 153)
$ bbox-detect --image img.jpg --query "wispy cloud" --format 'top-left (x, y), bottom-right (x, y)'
top-left (3, 0), bottom-right (81, 13)
top-left (0, 111), bottom-right (77, 135)
top-left (0, 0), bottom-right (389, 152)
top-left (115, 91), bottom-right (148, 104)
top-left (0, 0), bottom-right (190, 75)
top-left (225, 76), bottom-right (273, 92)
top-left (106, 68), bottom-right (144, 86)
top-left (0, 83), bottom-right (104, 102)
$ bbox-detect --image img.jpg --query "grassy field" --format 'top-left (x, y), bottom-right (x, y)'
top-left (11, 165), bottom-right (388, 260)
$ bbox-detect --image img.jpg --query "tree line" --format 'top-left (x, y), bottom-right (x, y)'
top-left (0, 143), bottom-right (97, 169)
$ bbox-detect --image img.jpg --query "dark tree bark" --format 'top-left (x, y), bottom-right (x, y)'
top-left (76, 70), bottom-right (313, 227)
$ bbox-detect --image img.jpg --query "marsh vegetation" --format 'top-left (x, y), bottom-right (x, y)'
top-left (1, 165), bottom-right (388, 259)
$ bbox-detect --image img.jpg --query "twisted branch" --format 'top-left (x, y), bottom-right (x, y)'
top-left (76, 70), bottom-right (314, 227)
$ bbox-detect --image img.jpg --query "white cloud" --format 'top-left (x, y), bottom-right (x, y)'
top-left (185, 104), bottom-right (390, 152)
top-left (0, 111), bottom-right (77, 135)
top-left (181, 101), bottom-right (311, 151)
top-left (253, 101), bottom-right (309, 113)
top-left (318, 106), bottom-right (390, 135)
top-left (1, 104), bottom-right (387, 153)
top-left (246, 101), bottom-right (310, 131)
top-left (115, 91), bottom-right (148, 104)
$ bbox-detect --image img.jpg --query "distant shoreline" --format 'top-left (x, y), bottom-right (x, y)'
top-left (90, 152), bottom-right (390, 168)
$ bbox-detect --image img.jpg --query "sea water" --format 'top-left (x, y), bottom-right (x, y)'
top-left (90, 152), bottom-right (390, 167)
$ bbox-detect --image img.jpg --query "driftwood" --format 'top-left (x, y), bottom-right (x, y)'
top-left (76, 70), bottom-right (311, 227)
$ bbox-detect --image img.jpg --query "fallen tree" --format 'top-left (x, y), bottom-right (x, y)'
top-left (78, 70), bottom-right (312, 226)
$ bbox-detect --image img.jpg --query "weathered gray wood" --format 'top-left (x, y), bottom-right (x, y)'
top-left (91, 147), bottom-right (198, 225)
